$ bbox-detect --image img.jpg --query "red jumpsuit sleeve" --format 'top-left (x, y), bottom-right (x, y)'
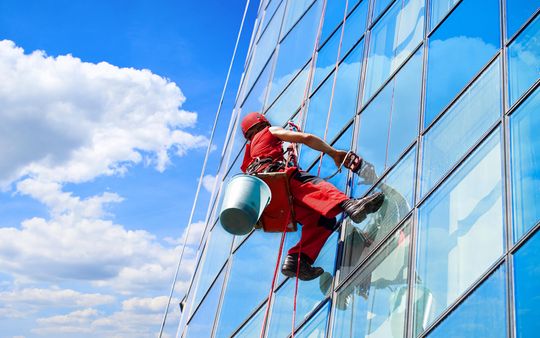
top-left (240, 143), bottom-right (252, 173)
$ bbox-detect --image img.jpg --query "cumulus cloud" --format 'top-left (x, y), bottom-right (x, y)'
top-left (201, 174), bottom-right (217, 193)
top-left (32, 296), bottom-right (176, 337)
top-left (0, 39), bottom-right (208, 187)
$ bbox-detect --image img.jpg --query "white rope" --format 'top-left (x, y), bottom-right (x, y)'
top-left (159, 0), bottom-right (252, 336)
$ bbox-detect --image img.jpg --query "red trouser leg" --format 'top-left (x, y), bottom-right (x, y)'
top-left (286, 169), bottom-right (349, 263)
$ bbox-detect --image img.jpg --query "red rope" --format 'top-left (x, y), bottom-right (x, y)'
top-left (259, 0), bottom-right (331, 336)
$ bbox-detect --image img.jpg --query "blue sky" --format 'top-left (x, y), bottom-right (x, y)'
top-left (0, 0), bottom-right (258, 337)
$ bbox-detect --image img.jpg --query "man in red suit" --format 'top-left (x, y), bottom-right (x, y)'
top-left (240, 112), bottom-right (384, 281)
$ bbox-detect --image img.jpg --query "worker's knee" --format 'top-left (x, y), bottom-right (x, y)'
top-left (318, 216), bottom-right (337, 231)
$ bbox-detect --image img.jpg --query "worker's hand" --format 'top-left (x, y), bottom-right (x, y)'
top-left (330, 149), bottom-right (348, 169)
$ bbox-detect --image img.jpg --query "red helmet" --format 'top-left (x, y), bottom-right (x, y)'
top-left (240, 112), bottom-right (269, 137)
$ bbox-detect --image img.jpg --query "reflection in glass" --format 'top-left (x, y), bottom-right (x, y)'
top-left (215, 231), bottom-right (282, 338)
top-left (363, 0), bottom-right (424, 103)
top-left (333, 223), bottom-right (411, 338)
top-left (427, 265), bottom-right (507, 338)
top-left (301, 76), bottom-right (334, 168)
top-left (327, 40), bottom-right (364, 142)
top-left (508, 15), bottom-right (540, 106)
top-left (514, 229), bottom-right (540, 338)
top-left (259, 0), bottom-right (283, 38)
top-left (422, 58), bottom-right (501, 196)
top-left (342, 147), bottom-right (415, 280)
top-left (245, 0), bottom-right (285, 94)
top-left (191, 224), bottom-right (233, 310)
top-left (414, 130), bottom-right (504, 336)
top-left (266, 233), bottom-right (338, 337)
top-left (429, 0), bottom-right (459, 30)
top-left (320, 0), bottom-right (347, 44)
top-left (269, 0), bottom-right (323, 104)
top-left (372, 0), bottom-right (394, 21)
top-left (185, 270), bottom-right (225, 338)
top-left (282, 0), bottom-right (316, 37)
top-left (315, 124), bottom-right (353, 191)
top-left (506, 0), bottom-right (540, 39)
top-left (296, 302), bottom-right (330, 338)
top-left (234, 304), bottom-right (265, 338)
top-left (312, 29), bottom-right (340, 91)
top-left (510, 87), bottom-right (540, 242)
top-left (357, 47), bottom-right (422, 182)
top-left (341, 0), bottom-right (369, 56)
top-left (265, 66), bottom-right (309, 126)
top-left (424, 0), bottom-right (500, 127)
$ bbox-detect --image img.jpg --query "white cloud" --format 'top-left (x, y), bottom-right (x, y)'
top-left (0, 40), bottom-right (208, 188)
top-left (201, 174), bottom-right (217, 193)
top-left (32, 296), bottom-right (177, 338)
top-left (0, 287), bottom-right (114, 308)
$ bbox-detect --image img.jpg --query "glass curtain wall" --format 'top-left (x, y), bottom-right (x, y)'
top-left (178, 0), bottom-right (540, 337)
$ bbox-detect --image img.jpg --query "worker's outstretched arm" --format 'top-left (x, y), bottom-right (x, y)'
top-left (269, 126), bottom-right (347, 168)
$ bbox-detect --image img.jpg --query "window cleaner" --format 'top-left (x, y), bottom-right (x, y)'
top-left (236, 112), bottom-right (385, 281)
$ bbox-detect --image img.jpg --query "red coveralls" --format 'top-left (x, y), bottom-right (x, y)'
top-left (241, 126), bottom-right (349, 264)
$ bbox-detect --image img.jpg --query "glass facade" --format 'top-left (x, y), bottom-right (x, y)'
top-left (178, 1), bottom-right (540, 337)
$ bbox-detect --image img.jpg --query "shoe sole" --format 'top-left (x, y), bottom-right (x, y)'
top-left (281, 267), bottom-right (324, 281)
top-left (350, 192), bottom-right (385, 223)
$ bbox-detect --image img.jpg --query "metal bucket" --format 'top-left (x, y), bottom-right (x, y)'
top-left (219, 175), bottom-right (272, 235)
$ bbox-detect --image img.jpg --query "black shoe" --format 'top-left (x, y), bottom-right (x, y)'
top-left (341, 192), bottom-right (385, 223)
top-left (281, 254), bottom-right (324, 281)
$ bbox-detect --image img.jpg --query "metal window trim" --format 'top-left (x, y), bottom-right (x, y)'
top-left (335, 214), bottom-right (414, 292)
top-left (505, 7), bottom-right (540, 46)
top-left (506, 79), bottom-right (540, 117)
top-left (426, 0), bottom-right (464, 38)
top-left (368, 0), bottom-right (399, 30)
top-left (185, 261), bottom-right (230, 329)
top-left (279, 0), bottom-right (320, 44)
top-left (359, 40), bottom-right (424, 113)
top-left (422, 50), bottom-right (502, 135)
top-left (286, 298), bottom-right (332, 338)
top-left (418, 257), bottom-right (509, 338)
top-left (417, 120), bottom-right (503, 209)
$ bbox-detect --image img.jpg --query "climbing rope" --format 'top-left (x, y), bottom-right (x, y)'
top-left (159, 0), bottom-right (252, 337)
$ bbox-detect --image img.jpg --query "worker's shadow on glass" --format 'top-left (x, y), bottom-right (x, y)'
top-left (318, 159), bottom-right (411, 299)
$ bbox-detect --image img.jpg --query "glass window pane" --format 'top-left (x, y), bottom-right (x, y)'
top-left (357, 84), bottom-right (392, 179)
top-left (342, 147), bottom-right (416, 279)
top-left (341, 1), bottom-right (369, 56)
top-left (327, 40), bottom-right (364, 142)
top-left (510, 87), bottom-right (540, 242)
top-left (246, 1), bottom-right (285, 94)
top-left (363, 0), bottom-right (425, 103)
top-left (269, 0), bottom-right (323, 103)
top-left (320, 0), bottom-right (347, 44)
top-left (265, 65), bottom-right (309, 126)
top-left (421, 58), bottom-right (501, 197)
top-left (296, 302), bottom-right (330, 338)
top-left (185, 269), bottom-right (225, 338)
top-left (333, 223), bottom-right (411, 338)
top-left (429, 0), bottom-right (459, 30)
top-left (414, 130), bottom-right (504, 336)
top-left (315, 124), bottom-right (354, 191)
top-left (233, 304), bottom-right (266, 338)
top-left (282, 0), bottom-right (317, 37)
top-left (301, 76), bottom-right (334, 168)
top-left (259, 0), bottom-right (283, 37)
top-left (191, 224), bottom-right (234, 310)
top-left (313, 28), bottom-right (340, 91)
top-left (215, 231), bottom-right (282, 337)
top-left (266, 233), bottom-right (338, 337)
top-left (514, 229), bottom-right (540, 338)
top-left (242, 53), bottom-right (274, 117)
top-left (372, 0), bottom-right (395, 21)
top-left (386, 48), bottom-right (423, 166)
top-left (424, 0), bottom-right (500, 127)
top-left (506, 0), bottom-right (540, 39)
top-left (508, 14), bottom-right (540, 106)
top-left (427, 265), bottom-right (507, 338)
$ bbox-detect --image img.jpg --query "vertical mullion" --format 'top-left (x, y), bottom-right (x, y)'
top-left (499, 0), bottom-right (517, 337)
